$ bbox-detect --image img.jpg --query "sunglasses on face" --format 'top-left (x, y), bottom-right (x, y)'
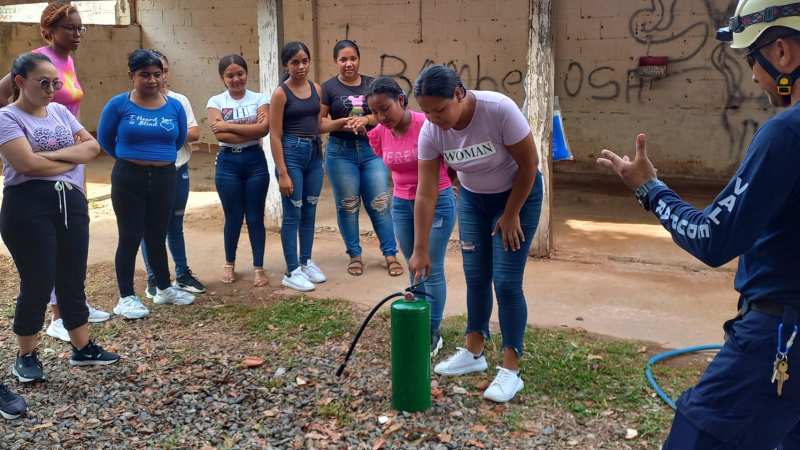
top-left (36, 78), bottom-right (63, 92)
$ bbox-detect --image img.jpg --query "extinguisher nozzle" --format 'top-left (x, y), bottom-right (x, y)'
top-left (335, 364), bottom-right (346, 377)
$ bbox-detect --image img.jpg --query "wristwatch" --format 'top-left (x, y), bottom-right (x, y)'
top-left (634, 178), bottom-right (665, 211)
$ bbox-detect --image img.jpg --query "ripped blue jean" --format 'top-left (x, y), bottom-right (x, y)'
top-left (277, 134), bottom-right (324, 273)
top-left (392, 187), bottom-right (456, 333)
top-left (459, 173), bottom-right (543, 356)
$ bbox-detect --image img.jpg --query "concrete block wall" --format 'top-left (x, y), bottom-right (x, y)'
top-left (0, 23), bottom-right (142, 131)
top-left (137, 0), bottom-right (261, 145)
top-left (554, 0), bottom-right (772, 178)
top-left (301, 0), bottom-right (530, 107)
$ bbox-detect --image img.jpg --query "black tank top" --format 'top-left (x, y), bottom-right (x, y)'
top-left (281, 81), bottom-right (320, 138)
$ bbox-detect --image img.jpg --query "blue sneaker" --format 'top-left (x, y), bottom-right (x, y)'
top-left (12, 350), bottom-right (45, 383)
top-left (69, 341), bottom-right (120, 367)
top-left (0, 384), bottom-right (26, 420)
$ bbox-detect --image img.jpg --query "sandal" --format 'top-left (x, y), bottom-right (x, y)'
top-left (222, 263), bottom-right (235, 284)
top-left (253, 268), bottom-right (268, 287)
top-left (347, 257), bottom-right (364, 276)
top-left (386, 257), bottom-right (404, 277)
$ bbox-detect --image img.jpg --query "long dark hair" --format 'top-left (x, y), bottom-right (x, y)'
top-left (281, 41), bottom-right (311, 81)
top-left (367, 76), bottom-right (408, 107)
top-left (413, 65), bottom-right (465, 99)
top-left (128, 49), bottom-right (163, 73)
top-left (218, 54), bottom-right (248, 77)
top-left (333, 39), bottom-right (360, 60)
top-left (10, 52), bottom-right (52, 101)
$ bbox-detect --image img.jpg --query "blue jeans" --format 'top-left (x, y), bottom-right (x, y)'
top-left (141, 163), bottom-right (191, 282)
top-left (393, 188), bottom-right (456, 333)
top-left (326, 136), bottom-right (397, 258)
top-left (663, 305), bottom-right (800, 450)
top-left (215, 145), bottom-right (269, 267)
top-left (278, 134), bottom-right (324, 273)
top-left (459, 173), bottom-right (543, 356)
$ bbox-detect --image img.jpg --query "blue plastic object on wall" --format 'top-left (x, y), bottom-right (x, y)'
top-left (553, 97), bottom-right (573, 162)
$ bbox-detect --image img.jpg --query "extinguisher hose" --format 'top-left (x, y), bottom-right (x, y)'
top-left (336, 282), bottom-right (431, 377)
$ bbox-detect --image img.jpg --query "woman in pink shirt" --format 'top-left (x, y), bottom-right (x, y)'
top-left (366, 77), bottom-right (455, 357)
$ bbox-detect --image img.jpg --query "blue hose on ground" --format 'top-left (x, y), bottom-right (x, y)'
top-left (645, 344), bottom-right (723, 410)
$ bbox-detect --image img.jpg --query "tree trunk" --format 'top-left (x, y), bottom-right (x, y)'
top-left (257, 0), bottom-right (283, 227)
top-left (526, 0), bottom-right (554, 257)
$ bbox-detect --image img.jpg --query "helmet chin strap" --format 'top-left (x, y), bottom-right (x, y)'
top-left (754, 51), bottom-right (800, 106)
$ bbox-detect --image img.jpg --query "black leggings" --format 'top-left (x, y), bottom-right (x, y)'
top-left (0, 180), bottom-right (90, 335)
top-left (111, 159), bottom-right (176, 297)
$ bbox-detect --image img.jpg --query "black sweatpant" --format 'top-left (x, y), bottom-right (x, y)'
top-left (0, 180), bottom-right (90, 336)
top-left (111, 159), bottom-right (176, 297)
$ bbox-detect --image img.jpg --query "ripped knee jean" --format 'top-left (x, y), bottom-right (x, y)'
top-left (457, 174), bottom-right (543, 356)
top-left (278, 134), bottom-right (324, 273)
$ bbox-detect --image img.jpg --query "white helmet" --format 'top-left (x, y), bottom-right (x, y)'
top-left (718, 0), bottom-right (800, 48)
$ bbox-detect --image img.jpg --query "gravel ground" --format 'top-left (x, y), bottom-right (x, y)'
top-left (0, 256), bottom-right (660, 449)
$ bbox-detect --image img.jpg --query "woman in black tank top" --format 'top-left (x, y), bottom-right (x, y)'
top-left (269, 41), bottom-right (327, 293)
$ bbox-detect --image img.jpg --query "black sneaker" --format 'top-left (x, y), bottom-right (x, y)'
top-left (0, 384), bottom-right (26, 420)
top-left (145, 278), bottom-right (157, 299)
top-left (69, 341), bottom-right (120, 367)
top-left (12, 350), bottom-right (45, 383)
top-left (431, 329), bottom-right (443, 358)
top-left (174, 270), bottom-right (207, 294)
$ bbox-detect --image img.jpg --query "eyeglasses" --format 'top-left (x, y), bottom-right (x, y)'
top-left (59, 25), bottom-right (87, 35)
top-left (37, 78), bottom-right (63, 92)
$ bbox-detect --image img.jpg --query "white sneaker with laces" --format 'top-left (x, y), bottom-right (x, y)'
top-left (434, 347), bottom-right (488, 376)
top-left (153, 286), bottom-right (195, 305)
top-left (301, 260), bottom-right (327, 283)
top-left (282, 267), bottom-right (315, 292)
top-left (46, 319), bottom-right (70, 342)
top-left (113, 295), bottom-right (150, 319)
top-left (483, 367), bottom-right (524, 403)
top-left (87, 304), bottom-right (111, 323)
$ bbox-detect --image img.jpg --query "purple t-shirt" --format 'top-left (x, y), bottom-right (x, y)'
top-left (0, 103), bottom-right (85, 191)
top-left (418, 90), bottom-right (530, 194)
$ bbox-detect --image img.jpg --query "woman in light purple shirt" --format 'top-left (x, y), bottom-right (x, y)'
top-left (409, 65), bottom-right (543, 403)
top-left (0, 53), bottom-right (119, 387)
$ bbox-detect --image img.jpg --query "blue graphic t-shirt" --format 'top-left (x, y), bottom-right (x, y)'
top-left (645, 103), bottom-right (800, 303)
top-left (97, 92), bottom-right (187, 162)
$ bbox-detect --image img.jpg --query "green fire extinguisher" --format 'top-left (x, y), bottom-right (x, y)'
top-left (336, 283), bottom-right (432, 412)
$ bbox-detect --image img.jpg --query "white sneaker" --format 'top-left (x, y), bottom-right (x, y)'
top-left (45, 319), bottom-right (70, 342)
top-left (87, 304), bottom-right (111, 323)
top-left (483, 367), bottom-right (524, 403)
top-left (301, 260), bottom-right (327, 283)
top-left (434, 347), bottom-right (488, 376)
top-left (282, 267), bottom-right (315, 292)
top-left (153, 286), bottom-right (195, 305)
top-left (113, 295), bottom-right (150, 319)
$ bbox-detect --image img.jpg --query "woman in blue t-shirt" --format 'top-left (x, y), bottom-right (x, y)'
top-left (97, 49), bottom-right (194, 320)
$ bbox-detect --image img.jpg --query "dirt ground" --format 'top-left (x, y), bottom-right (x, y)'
top-left (0, 150), bottom-right (737, 349)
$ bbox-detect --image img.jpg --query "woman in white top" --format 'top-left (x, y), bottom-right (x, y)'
top-left (206, 54), bottom-right (270, 287)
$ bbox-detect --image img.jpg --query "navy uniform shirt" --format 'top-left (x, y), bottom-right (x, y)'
top-left (645, 103), bottom-right (800, 304)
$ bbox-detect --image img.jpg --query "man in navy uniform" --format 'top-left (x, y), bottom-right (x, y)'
top-left (598, 0), bottom-right (800, 448)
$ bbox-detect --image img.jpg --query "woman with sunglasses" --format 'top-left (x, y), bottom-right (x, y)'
top-left (98, 49), bottom-right (195, 320)
top-left (0, 2), bottom-right (111, 342)
top-left (0, 52), bottom-right (120, 387)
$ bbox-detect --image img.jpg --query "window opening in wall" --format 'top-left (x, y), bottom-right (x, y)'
top-left (0, 1), bottom-right (129, 25)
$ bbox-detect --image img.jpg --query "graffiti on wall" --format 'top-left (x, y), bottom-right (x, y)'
top-left (378, 53), bottom-right (525, 102)
top-left (563, 0), bottom-right (770, 164)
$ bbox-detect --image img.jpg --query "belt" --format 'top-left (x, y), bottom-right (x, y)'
top-left (220, 144), bottom-right (260, 154)
top-left (739, 296), bottom-right (798, 320)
